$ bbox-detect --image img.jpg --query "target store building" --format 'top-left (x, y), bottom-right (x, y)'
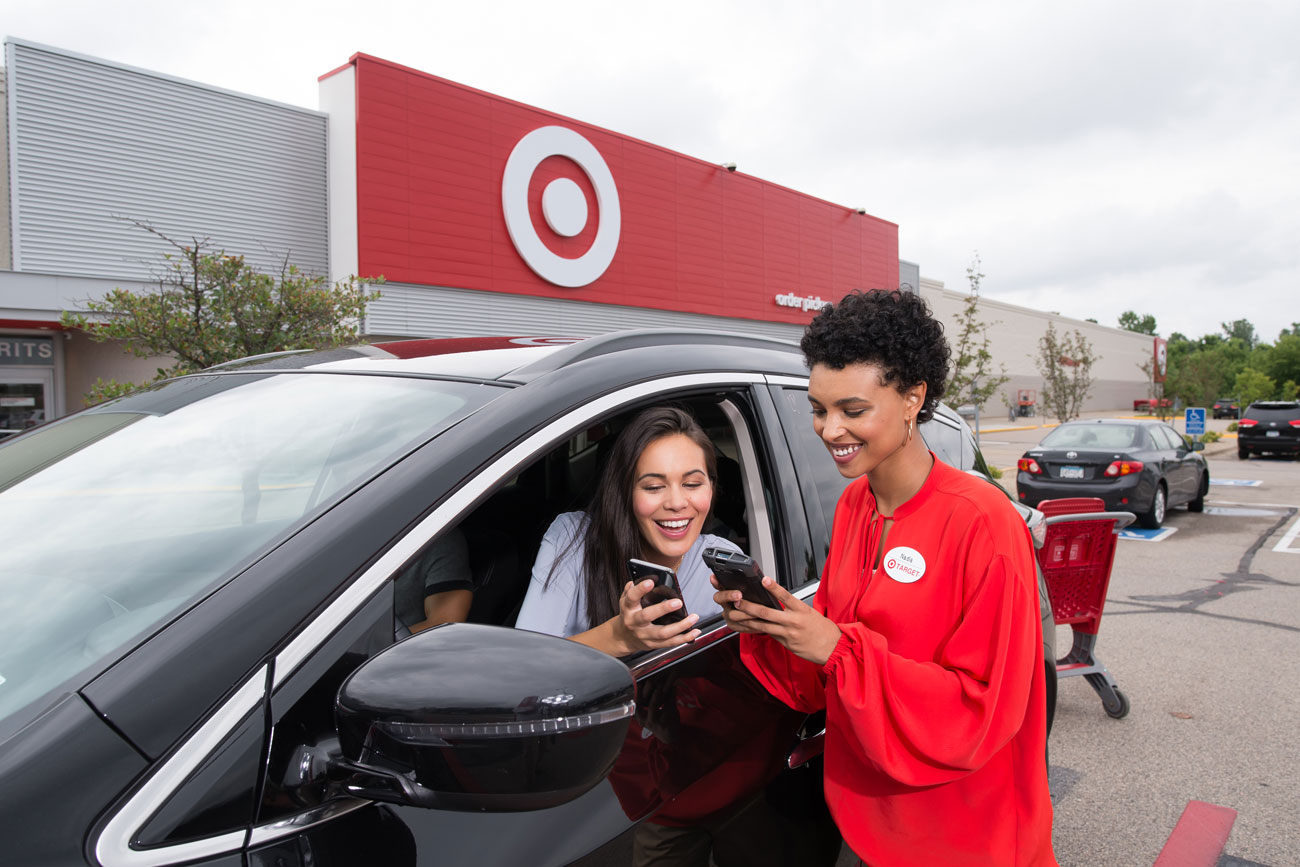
top-left (324, 54), bottom-right (899, 340)
top-left (0, 40), bottom-right (902, 428)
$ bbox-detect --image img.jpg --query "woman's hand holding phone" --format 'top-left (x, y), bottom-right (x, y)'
top-left (613, 576), bottom-right (701, 655)
top-left (713, 575), bottom-right (842, 666)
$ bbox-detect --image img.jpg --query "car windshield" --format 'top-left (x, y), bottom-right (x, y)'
top-left (1245, 403), bottom-right (1300, 421)
top-left (1040, 424), bottom-right (1141, 450)
top-left (0, 372), bottom-right (497, 726)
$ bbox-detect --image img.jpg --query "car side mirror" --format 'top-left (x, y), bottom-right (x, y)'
top-left (1191, 441), bottom-right (1205, 451)
top-left (334, 622), bottom-right (634, 812)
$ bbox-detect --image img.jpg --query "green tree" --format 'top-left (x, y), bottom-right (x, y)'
top-left (1234, 367), bottom-right (1276, 406)
top-left (1221, 318), bottom-right (1258, 349)
top-left (1263, 333), bottom-right (1300, 390)
top-left (1034, 322), bottom-right (1097, 422)
top-left (1118, 310), bottom-right (1158, 334)
top-left (946, 254), bottom-right (1010, 422)
top-left (62, 224), bottom-right (382, 404)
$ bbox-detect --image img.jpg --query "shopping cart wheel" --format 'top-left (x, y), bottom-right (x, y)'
top-left (1103, 688), bottom-right (1130, 719)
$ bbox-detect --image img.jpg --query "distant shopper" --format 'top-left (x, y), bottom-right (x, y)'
top-left (717, 289), bottom-right (1057, 866)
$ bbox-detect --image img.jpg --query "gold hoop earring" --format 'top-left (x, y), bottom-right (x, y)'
top-left (906, 417), bottom-right (914, 445)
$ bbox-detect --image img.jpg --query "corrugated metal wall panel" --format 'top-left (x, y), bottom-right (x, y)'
top-left (365, 282), bottom-right (806, 344)
top-left (7, 40), bottom-right (328, 279)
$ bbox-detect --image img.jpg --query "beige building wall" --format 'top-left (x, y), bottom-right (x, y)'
top-left (1, 68), bottom-right (10, 271)
top-left (920, 277), bottom-right (1152, 415)
top-left (62, 332), bottom-right (172, 410)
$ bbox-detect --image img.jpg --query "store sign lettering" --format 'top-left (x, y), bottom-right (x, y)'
top-left (774, 292), bottom-right (830, 313)
top-left (0, 337), bottom-right (55, 366)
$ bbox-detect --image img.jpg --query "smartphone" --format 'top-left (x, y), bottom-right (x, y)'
top-left (627, 558), bottom-right (688, 625)
top-left (701, 547), bottom-right (781, 609)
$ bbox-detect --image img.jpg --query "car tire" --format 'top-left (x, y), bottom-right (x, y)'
top-left (1139, 484), bottom-right (1166, 529)
top-left (1188, 472), bottom-right (1206, 513)
top-left (1238, 447), bottom-right (1249, 460)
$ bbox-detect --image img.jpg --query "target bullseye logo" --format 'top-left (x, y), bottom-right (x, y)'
top-left (502, 126), bottom-right (621, 288)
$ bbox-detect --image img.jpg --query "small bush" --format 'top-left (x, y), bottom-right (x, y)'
top-left (1201, 430), bottom-right (1222, 443)
top-left (1226, 421), bottom-right (1238, 432)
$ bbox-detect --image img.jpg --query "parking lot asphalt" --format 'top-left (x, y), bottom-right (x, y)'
top-left (967, 411), bottom-right (1297, 866)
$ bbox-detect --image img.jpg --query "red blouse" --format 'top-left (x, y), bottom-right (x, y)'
top-left (741, 457), bottom-right (1057, 866)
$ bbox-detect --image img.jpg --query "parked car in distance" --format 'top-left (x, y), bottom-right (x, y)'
top-left (0, 331), bottom-right (1055, 867)
top-left (1212, 397), bottom-right (1240, 419)
top-left (1016, 418), bottom-right (1208, 529)
top-left (1132, 397), bottom-right (1172, 414)
top-left (1237, 400), bottom-right (1300, 459)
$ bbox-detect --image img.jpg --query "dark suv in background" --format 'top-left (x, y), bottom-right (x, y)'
top-left (1238, 400), bottom-right (1300, 459)
top-left (1212, 397), bottom-right (1240, 419)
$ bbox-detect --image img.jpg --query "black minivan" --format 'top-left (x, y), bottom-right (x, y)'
top-left (0, 332), bottom-right (1054, 867)
top-left (1238, 401), bottom-right (1300, 459)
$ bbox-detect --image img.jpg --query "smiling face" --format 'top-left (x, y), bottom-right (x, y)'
top-left (631, 433), bottom-right (713, 568)
top-left (808, 362), bottom-right (924, 479)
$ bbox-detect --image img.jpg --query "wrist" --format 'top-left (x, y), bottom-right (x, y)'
top-left (610, 616), bottom-right (638, 656)
top-left (813, 624), bottom-right (842, 667)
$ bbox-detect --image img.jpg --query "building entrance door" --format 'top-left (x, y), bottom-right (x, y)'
top-left (0, 368), bottom-right (54, 440)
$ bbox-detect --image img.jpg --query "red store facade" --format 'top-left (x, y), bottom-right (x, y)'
top-left (319, 54), bottom-right (902, 342)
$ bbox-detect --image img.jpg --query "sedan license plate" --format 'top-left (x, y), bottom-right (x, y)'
top-left (1266, 430), bottom-right (1280, 437)
top-left (1059, 466), bottom-right (1085, 479)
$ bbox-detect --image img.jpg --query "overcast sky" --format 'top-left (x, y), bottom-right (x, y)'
top-left (4, 0), bottom-right (1297, 342)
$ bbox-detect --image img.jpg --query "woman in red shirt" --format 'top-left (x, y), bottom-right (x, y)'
top-left (718, 289), bottom-right (1057, 866)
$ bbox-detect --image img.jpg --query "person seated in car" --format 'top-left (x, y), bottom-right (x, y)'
top-left (394, 524), bottom-right (474, 636)
top-left (516, 406), bottom-right (739, 656)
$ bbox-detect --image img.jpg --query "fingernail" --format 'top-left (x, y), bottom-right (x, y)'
top-left (672, 600), bottom-right (682, 608)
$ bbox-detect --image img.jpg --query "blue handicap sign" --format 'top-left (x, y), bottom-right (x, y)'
top-left (1118, 527), bottom-right (1179, 542)
top-left (1185, 407), bottom-right (1206, 436)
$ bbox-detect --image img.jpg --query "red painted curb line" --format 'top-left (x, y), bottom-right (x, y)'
top-left (1153, 800), bottom-right (1238, 867)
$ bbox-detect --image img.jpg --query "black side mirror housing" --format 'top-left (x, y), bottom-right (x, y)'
top-left (335, 623), bottom-right (634, 812)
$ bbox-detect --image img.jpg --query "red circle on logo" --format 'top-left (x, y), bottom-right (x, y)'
top-left (887, 559), bottom-right (896, 569)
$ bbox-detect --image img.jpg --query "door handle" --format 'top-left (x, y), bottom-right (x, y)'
top-left (787, 729), bottom-right (825, 769)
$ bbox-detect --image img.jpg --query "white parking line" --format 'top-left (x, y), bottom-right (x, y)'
top-left (1273, 512), bottom-right (1300, 554)
top-left (1205, 506), bottom-right (1282, 517)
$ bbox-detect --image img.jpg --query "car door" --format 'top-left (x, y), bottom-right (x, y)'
top-left (1152, 424), bottom-right (1194, 502)
top-left (245, 377), bottom-right (838, 867)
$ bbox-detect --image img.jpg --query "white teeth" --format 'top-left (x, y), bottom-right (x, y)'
top-left (658, 519), bottom-right (690, 529)
top-left (831, 444), bottom-right (861, 457)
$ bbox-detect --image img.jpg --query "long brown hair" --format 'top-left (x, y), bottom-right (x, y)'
top-left (560, 406), bottom-right (717, 630)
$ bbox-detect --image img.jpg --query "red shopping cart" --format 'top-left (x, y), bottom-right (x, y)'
top-left (1036, 497), bottom-right (1136, 719)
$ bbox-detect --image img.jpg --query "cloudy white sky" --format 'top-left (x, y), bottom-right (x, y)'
top-left (4, 0), bottom-right (1297, 341)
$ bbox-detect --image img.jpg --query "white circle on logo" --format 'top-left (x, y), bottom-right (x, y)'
top-left (502, 126), bottom-right (621, 287)
top-left (883, 546), bottom-right (926, 584)
top-left (541, 177), bottom-right (588, 237)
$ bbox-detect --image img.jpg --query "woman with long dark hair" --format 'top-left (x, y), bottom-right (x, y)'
top-left (516, 405), bottom-right (739, 656)
top-left (717, 289), bottom-right (1057, 866)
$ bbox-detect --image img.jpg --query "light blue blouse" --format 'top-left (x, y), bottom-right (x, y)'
top-left (515, 511), bottom-right (740, 638)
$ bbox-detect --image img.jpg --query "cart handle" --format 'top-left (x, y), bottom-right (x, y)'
top-left (1043, 511), bottom-right (1136, 532)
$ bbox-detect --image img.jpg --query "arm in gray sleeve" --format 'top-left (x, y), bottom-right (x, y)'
top-left (514, 512), bottom-right (588, 637)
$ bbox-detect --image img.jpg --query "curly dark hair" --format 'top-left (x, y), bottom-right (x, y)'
top-left (800, 289), bottom-right (950, 423)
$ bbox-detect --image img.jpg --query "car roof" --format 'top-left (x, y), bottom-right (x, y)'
top-left (1054, 418), bottom-right (1153, 426)
top-left (203, 330), bottom-right (804, 383)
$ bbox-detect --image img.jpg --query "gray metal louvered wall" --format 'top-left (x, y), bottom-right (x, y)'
top-left (365, 282), bottom-right (807, 344)
top-left (6, 39), bottom-right (328, 280)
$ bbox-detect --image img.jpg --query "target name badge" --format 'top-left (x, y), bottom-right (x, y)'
top-left (883, 546), bottom-right (926, 584)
